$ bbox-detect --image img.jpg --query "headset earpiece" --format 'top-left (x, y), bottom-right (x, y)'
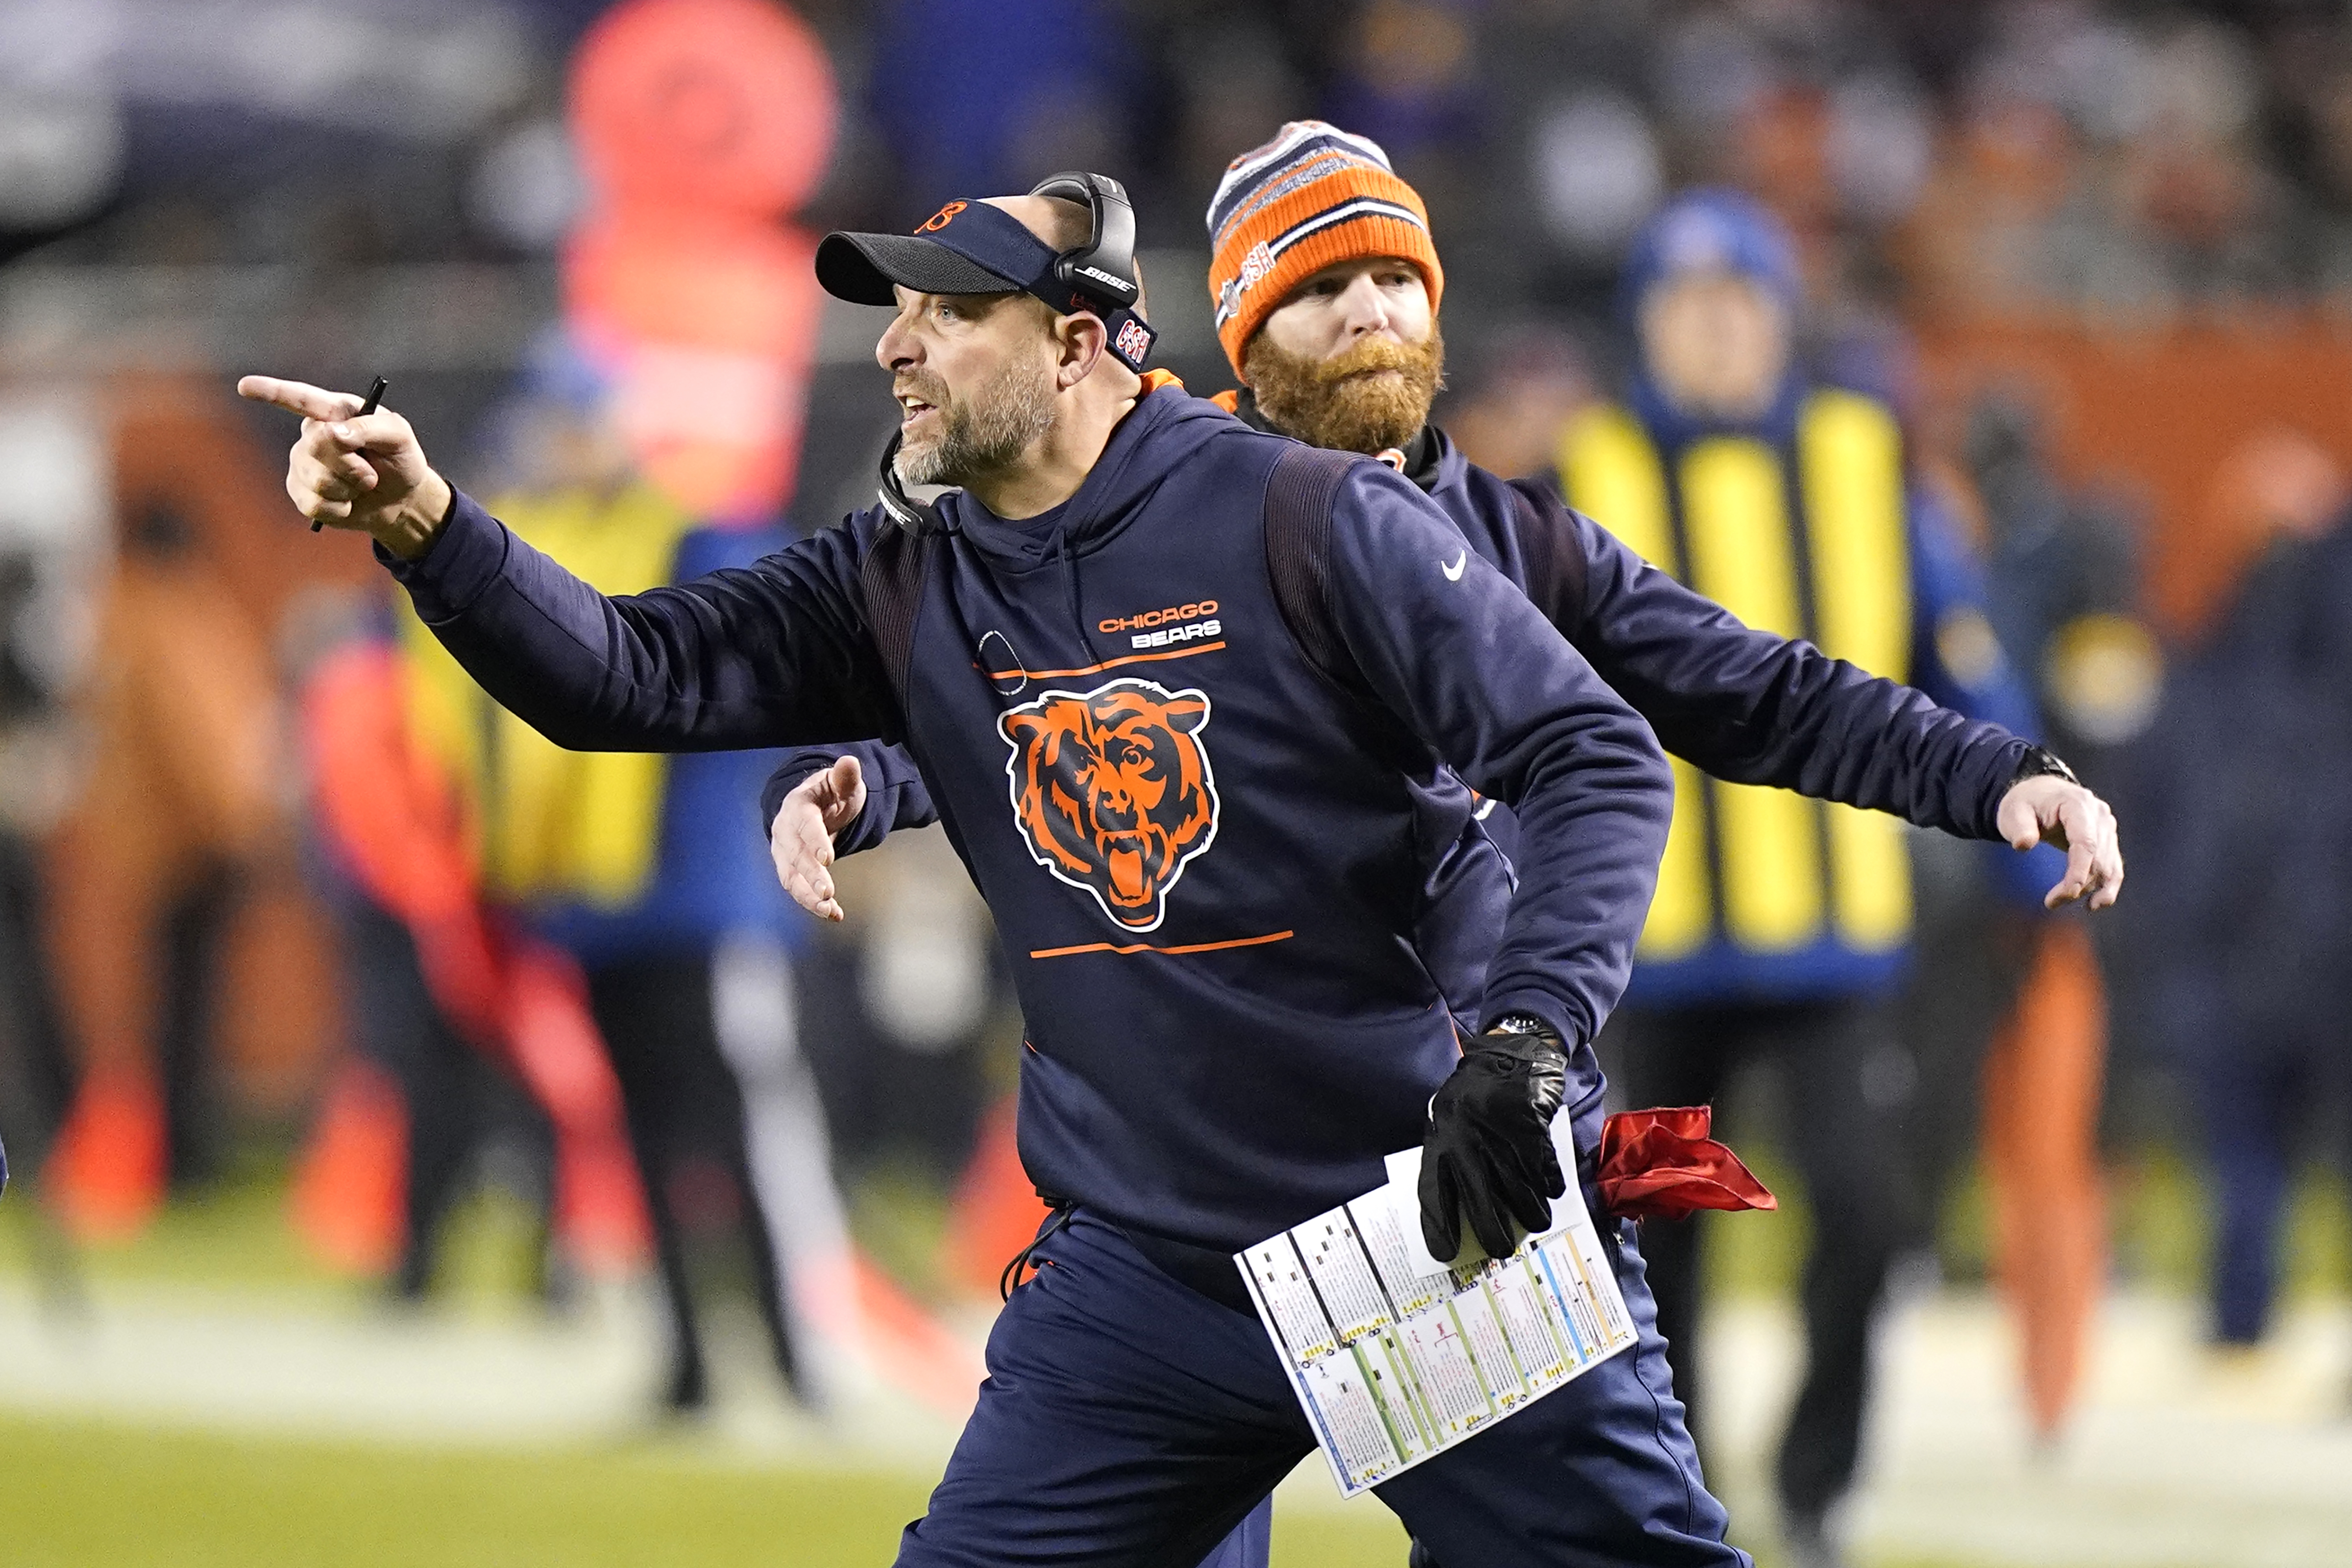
top-left (1029, 171), bottom-right (1141, 312)
top-left (1028, 170), bottom-right (1154, 371)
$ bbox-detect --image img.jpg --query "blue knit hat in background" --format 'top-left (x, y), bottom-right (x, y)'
top-left (1617, 188), bottom-right (1802, 325)
top-left (1617, 188), bottom-right (1808, 440)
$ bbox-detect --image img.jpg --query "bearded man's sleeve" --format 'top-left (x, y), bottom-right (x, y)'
top-left (1506, 478), bottom-right (2031, 843)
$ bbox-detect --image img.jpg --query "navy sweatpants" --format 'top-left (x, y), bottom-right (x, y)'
top-left (897, 1176), bottom-right (1744, 1565)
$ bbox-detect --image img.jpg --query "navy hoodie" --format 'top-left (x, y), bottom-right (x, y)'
top-left (384, 383), bottom-right (1671, 1255)
top-left (766, 411), bottom-right (2035, 1021)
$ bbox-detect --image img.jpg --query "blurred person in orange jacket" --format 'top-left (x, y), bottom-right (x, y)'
top-left (298, 594), bottom-right (593, 1302)
top-left (43, 495), bottom-right (283, 1228)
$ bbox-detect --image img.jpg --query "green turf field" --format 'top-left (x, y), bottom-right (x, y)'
top-left (0, 1414), bottom-right (1417, 1568)
top-left (2, 1413), bottom-right (2034, 1568)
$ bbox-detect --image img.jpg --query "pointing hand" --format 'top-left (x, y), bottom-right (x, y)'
top-left (236, 375), bottom-right (452, 559)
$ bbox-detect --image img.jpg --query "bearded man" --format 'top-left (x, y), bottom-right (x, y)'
top-left (763, 127), bottom-right (2120, 1568)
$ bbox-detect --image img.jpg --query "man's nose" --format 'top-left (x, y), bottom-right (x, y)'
top-left (1339, 275), bottom-right (1392, 338)
top-left (876, 308), bottom-right (920, 372)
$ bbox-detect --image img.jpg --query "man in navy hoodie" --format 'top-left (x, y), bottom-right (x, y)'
top-left (242, 180), bottom-right (1737, 1567)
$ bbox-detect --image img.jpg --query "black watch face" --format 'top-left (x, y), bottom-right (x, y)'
top-left (2026, 747), bottom-right (2076, 784)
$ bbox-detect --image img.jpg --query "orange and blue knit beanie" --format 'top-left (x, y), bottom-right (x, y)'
top-left (1205, 121), bottom-right (1444, 378)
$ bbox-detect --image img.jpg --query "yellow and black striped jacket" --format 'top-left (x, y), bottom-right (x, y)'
top-left (1552, 390), bottom-right (2031, 1000)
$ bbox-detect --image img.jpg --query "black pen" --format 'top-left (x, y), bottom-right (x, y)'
top-left (314, 375), bottom-right (389, 533)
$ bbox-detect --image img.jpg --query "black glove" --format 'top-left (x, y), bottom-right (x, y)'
top-left (1418, 1017), bottom-right (1569, 1264)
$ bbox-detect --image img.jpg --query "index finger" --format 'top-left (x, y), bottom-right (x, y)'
top-left (237, 376), bottom-right (363, 422)
top-left (2044, 836), bottom-right (2095, 908)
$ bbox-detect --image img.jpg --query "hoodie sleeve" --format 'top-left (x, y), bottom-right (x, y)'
top-left (1322, 463), bottom-right (1672, 1048)
top-left (1510, 478), bottom-right (2033, 842)
top-left (760, 741), bottom-right (938, 855)
top-left (382, 490), bottom-right (898, 752)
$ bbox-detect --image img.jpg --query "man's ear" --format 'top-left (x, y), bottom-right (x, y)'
top-left (1054, 310), bottom-right (1109, 388)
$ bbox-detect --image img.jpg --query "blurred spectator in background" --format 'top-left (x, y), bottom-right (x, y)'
top-left (399, 337), bottom-right (844, 1414)
top-left (2148, 429), bottom-right (2352, 1356)
top-left (7, 356), bottom-right (386, 1240)
top-left (1555, 190), bottom-right (2052, 1568)
top-left (1894, 388), bottom-right (2161, 1445)
top-left (40, 489), bottom-right (282, 1233)
top-left (296, 589), bottom-right (642, 1309)
top-left (1963, 395), bottom-right (2160, 1171)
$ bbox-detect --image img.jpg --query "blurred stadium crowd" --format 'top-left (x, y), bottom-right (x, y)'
top-left (0, 0), bottom-right (2350, 1560)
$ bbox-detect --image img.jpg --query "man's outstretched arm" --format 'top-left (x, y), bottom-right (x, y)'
top-left (242, 376), bottom-right (898, 753)
top-left (1510, 480), bottom-right (2120, 909)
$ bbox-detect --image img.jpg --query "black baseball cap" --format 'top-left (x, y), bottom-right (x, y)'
top-left (817, 198), bottom-right (1075, 311)
top-left (817, 194), bottom-right (1158, 373)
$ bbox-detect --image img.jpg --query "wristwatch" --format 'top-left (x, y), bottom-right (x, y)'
top-left (2009, 743), bottom-right (2079, 787)
top-left (1432, 1014), bottom-right (1558, 1118)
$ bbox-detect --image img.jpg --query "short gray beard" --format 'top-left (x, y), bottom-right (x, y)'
top-left (897, 355), bottom-right (1059, 489)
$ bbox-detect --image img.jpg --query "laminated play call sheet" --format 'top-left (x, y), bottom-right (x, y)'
top-left (1235, 1116), bottom-right (1635, 1497)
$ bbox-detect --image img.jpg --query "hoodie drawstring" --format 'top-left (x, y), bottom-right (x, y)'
top-left (1050, 527), bottom-right (1094, 662)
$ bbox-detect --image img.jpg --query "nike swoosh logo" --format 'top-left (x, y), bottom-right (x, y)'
top-left (1441, 550), bottom-right (1467, 582)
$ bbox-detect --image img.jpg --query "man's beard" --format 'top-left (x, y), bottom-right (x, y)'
top-left (1244, 325), bottom-right (1445, 456)
top-left (895, 354), bottom-right (1059, 489)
